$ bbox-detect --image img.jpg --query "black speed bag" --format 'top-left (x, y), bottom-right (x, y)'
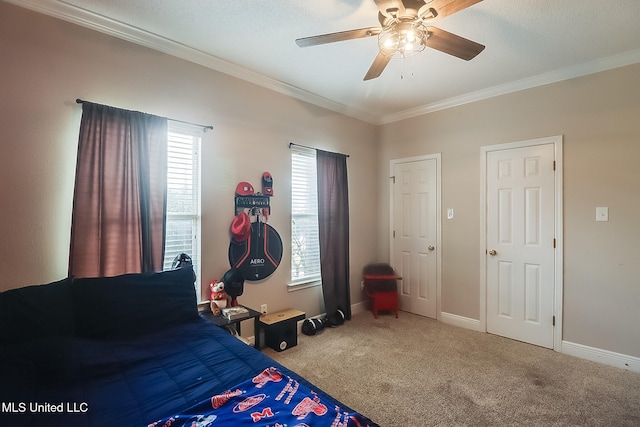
top-left (229, 221), bottom-right (283, 281)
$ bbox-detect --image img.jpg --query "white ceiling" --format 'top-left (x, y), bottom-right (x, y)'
top-left (8, 0), bottom-right (640, 124)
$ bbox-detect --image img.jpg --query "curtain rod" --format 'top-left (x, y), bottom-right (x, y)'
top-left (75, 99), bottom-right (214, 132)
top-left (288, 142), bottom-right (350, 157)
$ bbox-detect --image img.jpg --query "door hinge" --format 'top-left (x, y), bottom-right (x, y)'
top-left (390, 176), bottom-right (396, 184)
top-left (553, 161), bottom-right (556, 171)
top-left (553, 238), bottom-right (556, 248)
top-left (393, 230), bottom-right (396, 238)
top-left (552, 315), bottom-right (556, 326)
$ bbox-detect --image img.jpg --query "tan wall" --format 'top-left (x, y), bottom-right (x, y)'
top-left (2, 1), bottom-right (639, 359)
top-left (0, 3), bottom-right (379, 324)
top-left (378, 63), bottom-right (640, 358)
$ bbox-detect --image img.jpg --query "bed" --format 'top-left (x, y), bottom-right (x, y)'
top-left (0, 266), bottom-right (377, 426)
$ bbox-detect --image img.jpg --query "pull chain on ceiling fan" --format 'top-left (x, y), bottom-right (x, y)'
top-left (295, 0), bottom-right (485, 81)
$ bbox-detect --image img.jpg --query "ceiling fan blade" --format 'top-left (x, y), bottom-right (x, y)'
top-left (425, 26), bottom-right (485, 60)
top-left (363, 52), bottom-right (392, 81)
top-left (296, 27), bottom-right (381, 47)
top-left (374, 0), bottom-right (406, 17)
top-left (421, 0), bottom-right (483, 22)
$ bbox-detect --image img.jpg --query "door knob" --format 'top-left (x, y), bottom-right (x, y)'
top-left (488, 249), bottom-right (497, 256)
top-left (428, 245), bottom-right (435, 251)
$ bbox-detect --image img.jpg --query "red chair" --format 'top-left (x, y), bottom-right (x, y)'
top-left (362, 263), bottom-right (401, 319)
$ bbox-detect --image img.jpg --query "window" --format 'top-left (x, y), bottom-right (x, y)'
top-left (290, 145), bottom-right (321, 287)
top-left (163, 122), bottom-right (202, 296)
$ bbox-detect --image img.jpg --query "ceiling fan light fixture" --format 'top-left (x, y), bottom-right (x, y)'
top-left (378, 20), bottom-right (427, 58)
top-left (295, 0), bottom-right (485, 80)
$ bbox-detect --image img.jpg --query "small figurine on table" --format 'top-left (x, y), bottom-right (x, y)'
top-left (209, 280), bottom-right (231, 315)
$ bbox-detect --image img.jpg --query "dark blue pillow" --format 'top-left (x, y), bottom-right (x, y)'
top-left (0, 277), bottom-right (74, 344)
top-left (72, 267), bottom-right (198, 338)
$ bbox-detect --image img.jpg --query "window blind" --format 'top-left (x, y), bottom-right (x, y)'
top-left (163, 123), bottom-right (201, 290)
top-left (291, 145), bottom-right (321, 284)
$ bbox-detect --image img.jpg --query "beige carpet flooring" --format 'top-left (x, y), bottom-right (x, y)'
top-left (265, 311), bottom-right (640, 426)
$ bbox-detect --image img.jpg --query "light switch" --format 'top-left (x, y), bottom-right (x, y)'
top-left (595, 207), bottom-right (608, 222)
top-left (447, 208), bottom-right (454, 220)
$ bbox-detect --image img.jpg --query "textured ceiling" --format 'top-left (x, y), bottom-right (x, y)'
top-left (7, 0), bottom-right (640, 124)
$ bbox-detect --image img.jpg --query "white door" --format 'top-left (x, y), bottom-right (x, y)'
top-left (391, 156), bottom-right (439, 318)
top-left (485, 143), bottom-right (556, 348)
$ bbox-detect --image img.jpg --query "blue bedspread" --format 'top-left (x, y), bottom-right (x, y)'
top-left (149, 367), bottom-right (377, 427)
top-left (1, 316), bottom-right (376, 427)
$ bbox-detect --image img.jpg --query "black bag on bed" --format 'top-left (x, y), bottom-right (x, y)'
top-left (171, 253), bottom-right (196, 282)
top-left (171, 253), bottom-right (193, 269)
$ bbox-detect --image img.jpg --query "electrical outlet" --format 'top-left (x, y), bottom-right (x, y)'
top-left (261, 304), bottom-right (268, 314)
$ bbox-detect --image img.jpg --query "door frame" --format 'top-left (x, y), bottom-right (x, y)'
top-left (390, 154), bottom-right (442, 320)
top-left (480, 136), bottom-right (563, 351)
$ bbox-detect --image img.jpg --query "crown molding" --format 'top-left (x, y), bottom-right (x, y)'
top-left (379, 48), bottom-right (640, 124)
top-left (6, 0), bottom-right (640, 126)
top-left (5, 0), bottom-right (378, 124)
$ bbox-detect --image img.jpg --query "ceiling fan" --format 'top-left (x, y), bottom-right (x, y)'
top-left (295, 0), bottom-right (485, 80)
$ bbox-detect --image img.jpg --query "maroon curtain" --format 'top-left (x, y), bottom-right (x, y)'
top-left (69, 102), bottom-right (168, 278)
top-left (316, 150), bottom-right (351, 321)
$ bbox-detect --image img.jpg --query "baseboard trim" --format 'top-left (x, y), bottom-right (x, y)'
top-left (321, 306), bottom-right (640, 374)
top-left (350, 300), bottom-right (368, 315)
top-left (561, 341), bottom-right (640, 373)
top-left (440, 312), bottom-right (483, 332)
top-left (437, 315), bottom-right (640, 373)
